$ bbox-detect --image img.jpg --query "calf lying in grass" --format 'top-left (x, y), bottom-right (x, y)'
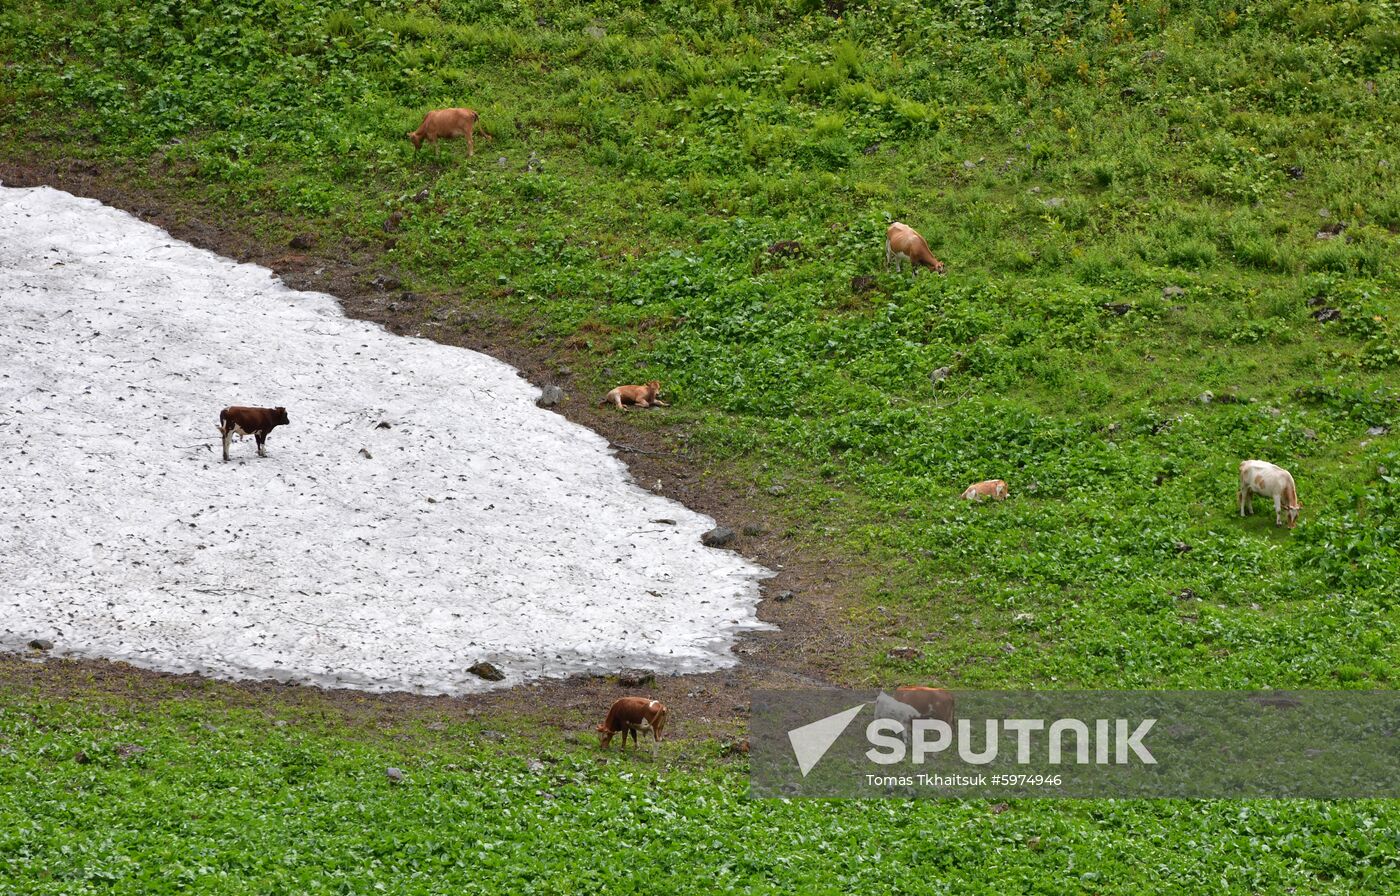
top-left (601, 380), bottom-right (668, 409)
top-left (961, 479), bottom-right (1008, 501)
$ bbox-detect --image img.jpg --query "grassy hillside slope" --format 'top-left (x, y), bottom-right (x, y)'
top-left (1, 2), bottom-right (1398, 891)
top-left (4, 0), bottom-right (1395, 688)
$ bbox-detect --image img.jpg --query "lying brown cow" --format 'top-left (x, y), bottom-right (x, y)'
top-left (407, 108), bottom-right (481, 156)
top-left (601, 381), bottom-right (668, 409)
top-left (597, 697), bottom-right (669, 753)
top-left (219, 406), bottom-right (289, 461)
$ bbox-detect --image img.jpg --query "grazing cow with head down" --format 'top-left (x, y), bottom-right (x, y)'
top-left (601, 381), bottom-right (668, 409)
top-left (961, 479), bottom-right (1008, 502)
top-left (893, 686), bottom-right (956, 727)
top-left (219, 406), bottom-right (289, 461)
top-left (408, 108), bottom-right (481, 156)
top-left (598, 697), bottom-right (669, 754)
top-left (885, 222), bottom-right (946, 275)
top-left (1238, 459), bottom-right (1301, 528)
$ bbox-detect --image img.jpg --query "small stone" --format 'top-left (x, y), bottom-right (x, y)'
top-left (862, 142), bottom-right (880, 156)
top-left (1315, 230), bottom-right (1335, 241)
top-left (1367, 426), bottom-right (1389, 436)
top-left (766, 240), bottom-right (801, 258)
top-left (617, 668), bottom-right (655, 687)
top-left (74, 750), bottom-right (90, 764)
top-left (1162, 285), bottom-right (1186, 299)
top-left (556, 365), bottom-right (572, 377)
top-left (412, 189), bottom-right (430, 203)
top-left (701, 526), bottom-right (736, 548)
top-left (1198, 391), bottom-right (1214, 404)
top-left (990, 802), bottom-right (1011, 814)
top-left (584, 24), bottom-right (606, 39)
top-left (1027, 836), bottom-right (1043, 850)
top-left (468, 661), bottom-right (505, 682)
top-left (1312, 307), bottom-right (1340, 323)
top-left (386, 767), bottom-right (405, 784)
top-left (1302, 428), bottom-right (1317, 441)
top-left (376, 421), bottom-right (392, 429)
top-left (887, 647), bottom-right (921, 660)
top-left (1043, 197), bottom-right (1066, 208)
top-left (1286, 165), bottom-right (1304, 180)
top-left (773, 590), bottom-right (795, 603)
top-left (963, 160), bottom-right (976, 169)
top-left (288, 233), bottom-right (316, 250)
top-left (767, 484), bottom-right (786, 496)
top-left (116, 744), bottom-right (146, 759)
top-left (1177, 588), bottom-right (1198, 601)
top-left (1100, 302), bottom-right (1132, 316)
top-left (850, 274), bottom-right (877, 294)
top-left (1318, 208), bottom-right (1331, 218)
top-left (497, 156), bottom-right (509, 168)
top-left (537, 384), bottom-right (566, 408)
top-left (527, 759), bottom-right (546, 773)
top-left (651, 518), bottom-right (676, 525)
top-left (28, 638), bottom-right (53, 651)
top-left (358, 448), bottom-right (373, 459)
top-left (370, 274), bottom-right (401, 292)
top-left (478, 730), bottom-right (506, 742)
top-left (400, 291), bottom-right (421, 304)
top-left (1174, 541), bottom-right (1192, 554)
top-left (1265, 407), bottom-right (1282, 418)
top-left (382, 212), bottom-right (403, 233)
top-left (741, 524), bottom-right (766, 537)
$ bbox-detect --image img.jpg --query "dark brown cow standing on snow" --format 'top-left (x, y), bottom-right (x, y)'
top-left (597, 697), bottom-right (669, 754)
top-left (407, 108), bottom-right (481, 156)
top-left (219, 406), bottom-right (289, 461)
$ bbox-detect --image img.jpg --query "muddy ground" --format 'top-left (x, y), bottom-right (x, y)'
top-left (0, 156), bottom-right (870, 737)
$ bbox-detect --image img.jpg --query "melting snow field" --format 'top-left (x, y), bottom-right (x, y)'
top-left (0, 184), bottom-right (771, 694)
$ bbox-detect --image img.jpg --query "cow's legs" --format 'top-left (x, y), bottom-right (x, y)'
top-left (256, 433), bottom-right (267, 457)
top-left (466, 129), bottom-right (474, 157)
top-left (1274, 494), bottom-right (1283, 526)
top-left (885, 240), bottom-right (893, 271)
top-left (222, 428), bottom-right (232, 462)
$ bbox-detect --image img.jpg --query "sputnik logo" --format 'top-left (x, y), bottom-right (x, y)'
top-left (787, 703), bottom-right (866, 776)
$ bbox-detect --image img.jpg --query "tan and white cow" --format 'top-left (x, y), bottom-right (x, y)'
top-left (1238, 460), bottom-right (1301, 528)
top-left (885, 222), bottom-right (946, 275)
top-left (961, 479), bottom-right (1008, 502)
top-left (407, 108), bottom-right (481, 156)
top-left (597, 697), bottom-right (669, 755)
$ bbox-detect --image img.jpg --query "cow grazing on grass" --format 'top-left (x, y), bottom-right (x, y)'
top-left (961, 479), bottom-right (1008, 502)
top-left (1238, 459), bottom-right (1301, 528)
top-left (219, 406), bottom-right (289, 462)
top-left (893, 686), bottom-right (956, 727)
top-left (598, 697), bottom-right (669, 754)
top-left (873, 691), bottom-right (921, 742)
top-left (885, 222), bottom-right (945, 275)
top-left (601, 381), bottom-right (668, 409)
top-left (408, 108), bottom-right (481, 156)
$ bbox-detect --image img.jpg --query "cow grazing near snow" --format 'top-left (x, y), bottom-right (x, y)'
top-left (219, 406), bottom-right (289, 461)
top-left (598, 697), bottom-right (669, 753)
top-left (1238, 459), bottom-right (1301, 528)
top-left (407, 108), bottom-right (481, 156)
top-left (961, 479), bottom-right (1008, 502)
top-left (893, 686), bottom-right (955, 727)
top-left (885, 222), bottom-right (945, 275)
top-left (601, 381), bottom-right (668, 409)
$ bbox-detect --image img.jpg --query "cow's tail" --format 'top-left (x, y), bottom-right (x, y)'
top-left (651, 702), bottom-right (668, 740)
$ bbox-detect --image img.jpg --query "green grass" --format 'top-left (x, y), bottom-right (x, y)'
top-left (2, 683), bottom-right (1396, 895)
top-left (1, 1), bottom-right (1399, 890)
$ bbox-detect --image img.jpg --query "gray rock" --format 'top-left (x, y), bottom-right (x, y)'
top-left (288, 233), bottom-right (316, 250)
top-left (617, 668), bottom-right (655, 687)
top-left (887, 647), bottom-right (921, 660)
top-left (537, 384), bottom-right (566, 408)
top-left (651, 518), bottom-right (676, 525)
top-left (1367, 426), bottom-right (1389, 436)
top-left (963, 160), bottom-right (977, 169)
top-left (584, 24), bottom-right (606, 39)
top-left (1318, 207), bottom-right (1331, 218)
top-left (767, 484), bottom-right (787, 496)
top-left (741, 524), bottom-right (766, 537)
top-left (376, 421), bottom-right (392, 429)
top-left (412, 189), bottom-right (430, 203)
top-left (1315, 230), bottom-right (1335, 241)
top-left (773, 590), bottom-right (796, 602)
top-left (930, 366), bottom-right (951, 385)
top-left (28, 638), bottom-right (53, 651)
top-left (1302, 428), bottom-right (1318, 441)
top-left (1313, 307), bottom-right (1340, 323)
top-left (386, 767), bottom-right (405, 784)
top-left (701, 526), bottom-right (736, 548)
top-left (1043, 197), bottom-right (1066, 208)
top-left (358, 448), bottom-right (372, 459)
top-left (1162, 285), bottom-right (1186, 298)
top-left (479, 730), bottom-right (507, 742)
top-left (527, 759), bottom-right (546, 773)
top-left (1198, 391), bottom-right (1214, 404)
top-left (468, 661), bottom-right (505, 682)
top-left (497, 156), bottom-right (509, 168)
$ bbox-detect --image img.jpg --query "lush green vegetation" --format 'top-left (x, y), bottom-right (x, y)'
top-left (2, 1), bottom-right (1398, 891)
top-left (3, 682), bottom-right (1397, 894)
top-left (2, 0), bottom-right (1396, 688)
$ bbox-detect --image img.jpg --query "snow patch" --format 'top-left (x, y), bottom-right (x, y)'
top-left (0, 184), bottom-right (771, 694)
